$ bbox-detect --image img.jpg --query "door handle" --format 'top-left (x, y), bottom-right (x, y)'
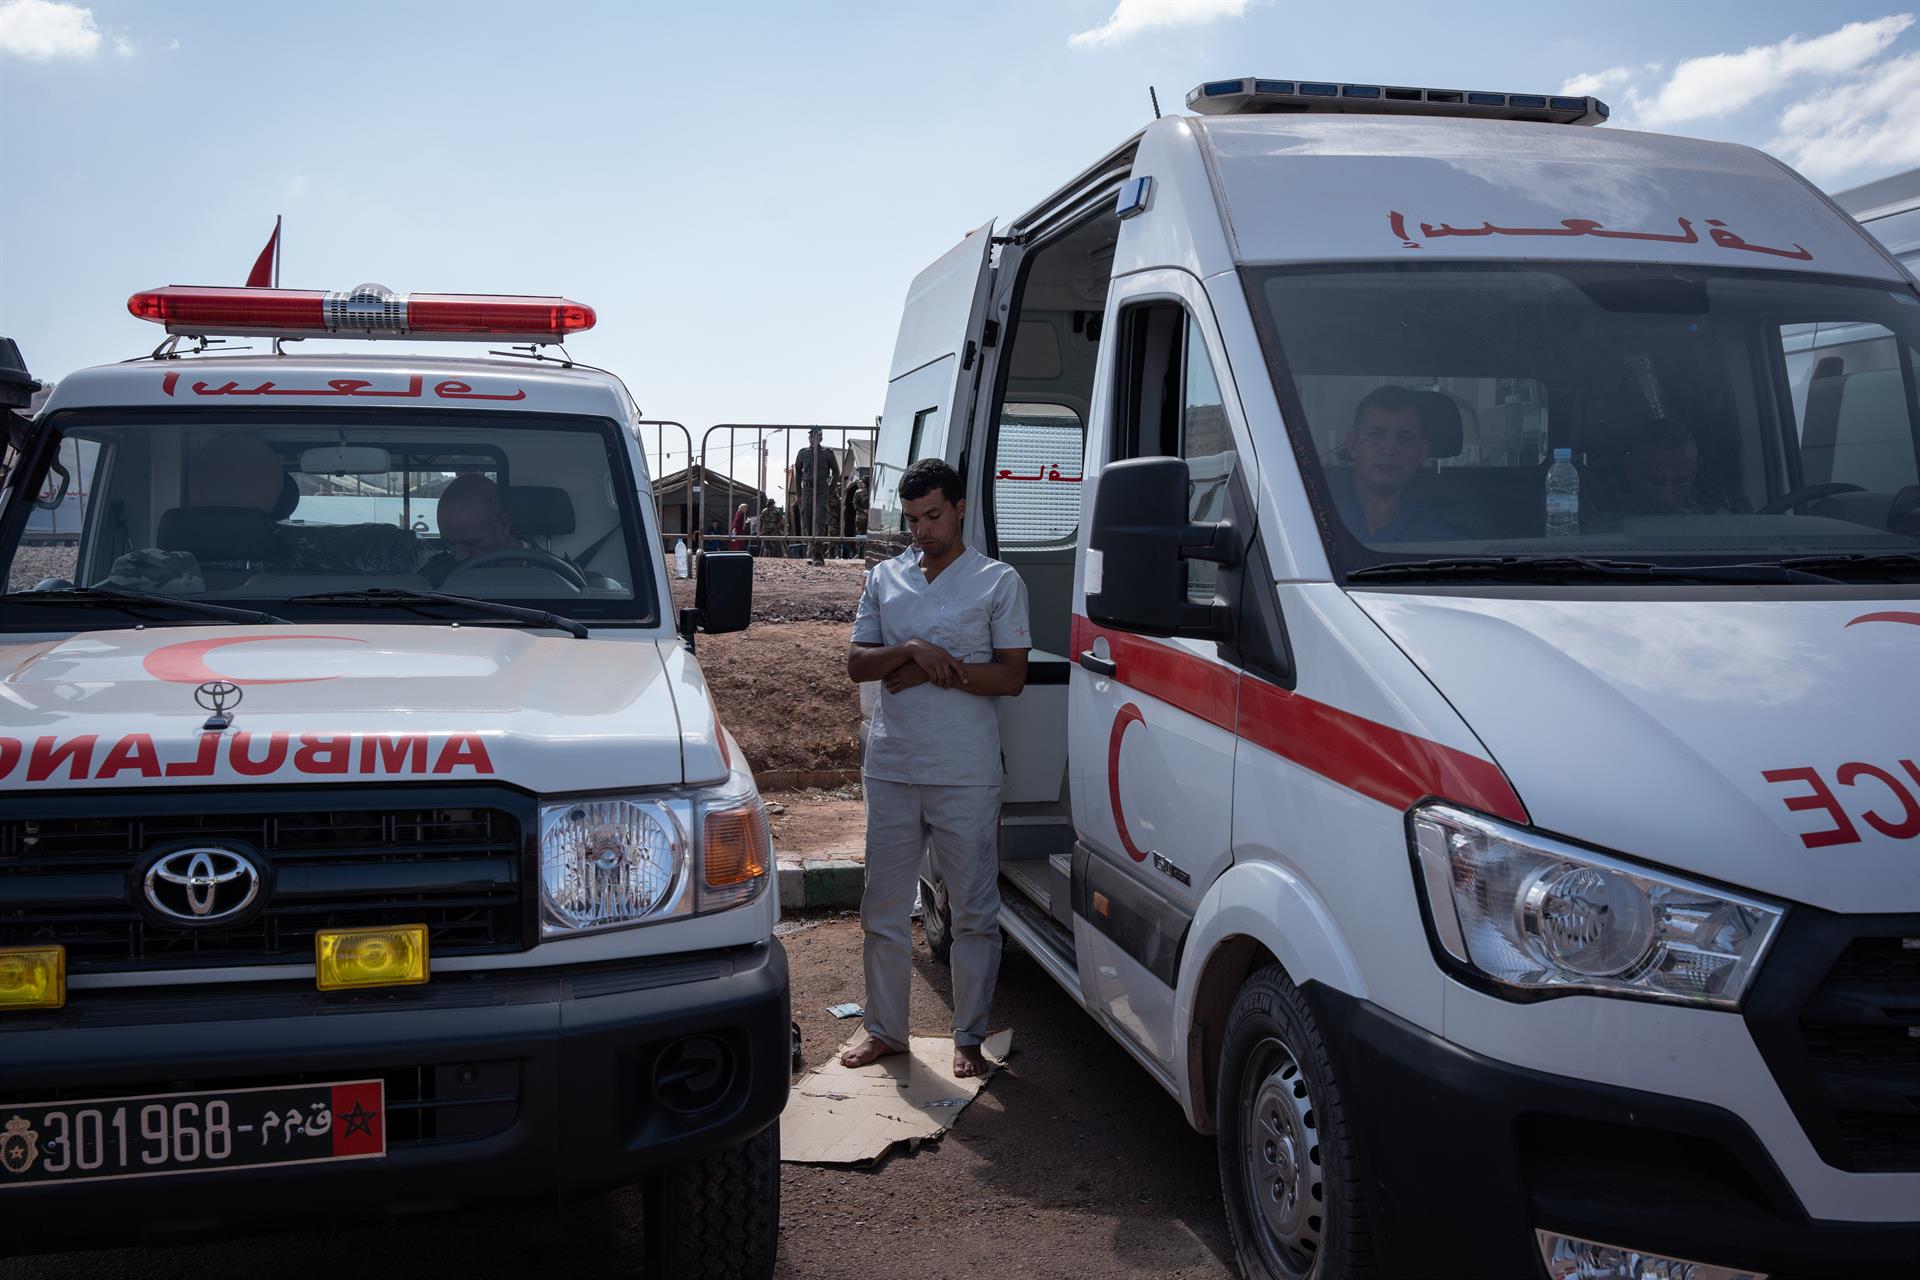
top-left (1078, 650), bottom-right (1116, 677)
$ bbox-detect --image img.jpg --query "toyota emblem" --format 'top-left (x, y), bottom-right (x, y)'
top-left (194, 680), bottom-right (243, 714)
top-left (143, 847), bottom-right (262, 926)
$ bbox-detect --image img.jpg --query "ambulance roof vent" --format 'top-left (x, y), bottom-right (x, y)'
top-left (1186, 78), bottom-right (1608, 126)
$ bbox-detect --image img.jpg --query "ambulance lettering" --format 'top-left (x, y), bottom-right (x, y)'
top-left (0, 732), bottom-right (494, 782)
top-left (1762, 761), bottom-right (1920, 848)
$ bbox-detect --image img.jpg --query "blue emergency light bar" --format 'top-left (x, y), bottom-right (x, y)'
top-left (1186, 78), bottom-right (1608, 126)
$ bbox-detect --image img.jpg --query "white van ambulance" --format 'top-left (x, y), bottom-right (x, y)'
top-left (872, 80), bottom-right (1920, 1280)
top-left (0, 293), bottom-right (785, 1276)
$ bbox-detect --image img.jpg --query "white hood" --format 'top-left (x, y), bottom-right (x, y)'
top-left (1353, 592), bottom-right (1920, 913)
top-left (0, 625), bottom-right (715, 795)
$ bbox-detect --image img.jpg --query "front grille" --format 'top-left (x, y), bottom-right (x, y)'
top-left (1749, 914), bottom-right (1920, 1173)
top-left (0, 787), bottom-right (532, 973)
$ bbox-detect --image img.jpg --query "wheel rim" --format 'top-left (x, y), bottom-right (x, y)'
top-left (1239, 1034), bottom-right (1324, 1278)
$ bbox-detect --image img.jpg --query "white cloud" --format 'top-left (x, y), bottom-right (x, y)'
top-left (1766, 48), bottom-right (1920, 180)
top-left (112, 32), bottom-right (131, 56)
top-left (1068, 0), bottom-right (1249, 49)
top-left (1559, 66), bottom-right (1635, 97)
top-left (1553, 13), bottom-right (1920, 185)
top-left (1638, 14), bottom-right (1912, 124)
top-left (0, 0), bottom-right (102, 60)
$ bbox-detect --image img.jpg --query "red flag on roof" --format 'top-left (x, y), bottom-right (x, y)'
top-left (245, 217), bottom-right (281, 288)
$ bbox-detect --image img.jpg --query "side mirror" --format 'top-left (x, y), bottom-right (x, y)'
top-left (682, 551), bottom-right (752, 647)
top-left (1085, 456), bottom-right (1236, 639)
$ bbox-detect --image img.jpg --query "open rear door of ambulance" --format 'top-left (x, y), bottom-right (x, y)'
top-left (869, 222), bottom-right (998, 549)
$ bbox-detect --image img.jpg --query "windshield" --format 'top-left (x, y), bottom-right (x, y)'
top-left (0, 409), bottom-right (656, 627)
top-left (1247, 263), bottom-right (1920, 579)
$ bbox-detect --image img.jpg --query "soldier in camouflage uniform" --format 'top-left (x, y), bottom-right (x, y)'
top-left (845, 467), bottom-right (871, 553)
top-left (791, 426), bottom-right (840, 565)
top-left (758, 500), bottom-right (786, 557)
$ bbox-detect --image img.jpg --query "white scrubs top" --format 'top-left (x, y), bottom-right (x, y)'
top-left (852, 546), bottom-right (1031, 787)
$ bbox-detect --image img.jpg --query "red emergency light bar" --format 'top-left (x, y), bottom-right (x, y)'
top-left (127, 283), bottom-right (596, 343)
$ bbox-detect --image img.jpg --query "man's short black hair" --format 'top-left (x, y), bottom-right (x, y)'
top-left (1352, 384), bottom-right (1426, 431)
top-left (1630, 417), bottom-right (1698, 455)
top-left (900, 458), bottom-right (964, 505)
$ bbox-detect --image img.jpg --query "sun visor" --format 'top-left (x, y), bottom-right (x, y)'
top-left (1200, 117), bottom-right (1901, 280)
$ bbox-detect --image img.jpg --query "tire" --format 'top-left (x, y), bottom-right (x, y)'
top-left (919, 875), bottom-right (952, 963)
top-left (1216, 966), bottom-right (1373, 1280)
top-left (642, 1123), bottom-right (781, 1280)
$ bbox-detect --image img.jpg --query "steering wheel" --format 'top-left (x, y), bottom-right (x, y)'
top-left (1758, 482), bottom-right (1866, 515)
top-left (445, 546), bottom-right (589, 591)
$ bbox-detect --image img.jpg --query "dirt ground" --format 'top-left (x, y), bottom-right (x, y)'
top-left (700, 621), bottom-right (865, 776)
top-left (10, 917), bottom-right (1236, 1280)
top-left (767, 787), bottom-right (865, 856)
top-left (669, 556), bottom-right (867, 625)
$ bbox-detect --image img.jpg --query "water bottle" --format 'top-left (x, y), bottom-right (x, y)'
top-left (673, 538), bottom-right (691, 579)
top-left (1545, 448), bottom-right (1580, 537)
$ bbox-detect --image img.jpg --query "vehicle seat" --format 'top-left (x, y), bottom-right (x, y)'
top-left (157, 506), bottom-right (276, 589)
top-left (504, 485), bottom-right (576, 548)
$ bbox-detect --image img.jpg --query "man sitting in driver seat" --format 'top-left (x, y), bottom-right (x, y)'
top-left (422, 474), bottom-right (526, 587)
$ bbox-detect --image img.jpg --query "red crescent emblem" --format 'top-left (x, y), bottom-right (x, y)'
top-left (1847, 611), bottom-right (1920, 628)
top-left (142, 635), bottom-right (366, 685)
top-left (1107, 703), bottom-right (1148, 862)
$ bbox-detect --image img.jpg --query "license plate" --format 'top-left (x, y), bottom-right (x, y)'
top-left (0, 1080), bottom-right (385, 1189)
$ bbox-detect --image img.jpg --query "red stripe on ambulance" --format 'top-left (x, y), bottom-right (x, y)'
top-left (1073, 616), bottom-right (1527, 824)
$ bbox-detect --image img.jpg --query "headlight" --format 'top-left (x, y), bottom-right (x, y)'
top-left (540, 798), bottom-right (690, 934)
top-left (1410, 804), bottom-right (1784, 1008)
top-left (538, 765), bottom-right (774, 936)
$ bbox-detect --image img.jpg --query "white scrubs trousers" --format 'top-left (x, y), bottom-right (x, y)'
top-left (860, 776), bottom-right (1001, 1049)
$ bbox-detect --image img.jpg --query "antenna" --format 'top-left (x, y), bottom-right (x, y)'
top-left (1149, 86), bottom-right (1161, 119)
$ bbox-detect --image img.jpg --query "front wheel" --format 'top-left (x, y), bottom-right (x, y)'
top-left (642, 1123), bottom-right (780, 1280)
top-left (919, 875), bottom-right (952, 963)
top-left (1216, 966), bottom-right (1372, 1280)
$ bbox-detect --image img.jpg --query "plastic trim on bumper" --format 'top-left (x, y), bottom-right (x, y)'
top-left (1307, 982), bottom-right (1920, 1280)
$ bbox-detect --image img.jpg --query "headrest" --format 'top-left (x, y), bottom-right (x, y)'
top-left (504, 485), bottom-right (575, 536)
top-left (157, 506), bottom-right (276, 562)
top-left (272, 473), bottom-right (300, 521)
top-left (1411, 390), bottom-right (1465, 459)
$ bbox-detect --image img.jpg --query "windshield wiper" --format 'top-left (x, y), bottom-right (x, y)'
top-left (1347, 556), bottom-right (1834, 585)
top-left (1769, 552), bottom-right (1920, 581)
top-left (287, 588), bottom-right (589, 638)
top-left (0, 587), bottom-right (290, 625)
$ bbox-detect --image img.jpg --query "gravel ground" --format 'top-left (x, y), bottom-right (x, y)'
top-left (6, 918), bottom-right (1235, 1279)
top-left (7, 544), bottom-right (77, 592)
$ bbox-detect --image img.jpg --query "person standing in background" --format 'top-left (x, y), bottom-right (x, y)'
top-left (793, 426), bottom-right (840, 565)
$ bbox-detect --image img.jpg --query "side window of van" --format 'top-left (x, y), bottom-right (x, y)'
top-left (1116, 302), bottom-right (1239, 601)
top-left (1779, 322), bottom-right (1920, 494)
top-left (992, 402), bottom-right (1084, 548)
top-left (1182, 320), bottom-right (1236, 602)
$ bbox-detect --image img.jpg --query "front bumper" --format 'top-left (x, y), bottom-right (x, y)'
top-left (0, 941), bottom-right (789, 1256)
top-left (1309, 983), bottom-right (1920, 1280)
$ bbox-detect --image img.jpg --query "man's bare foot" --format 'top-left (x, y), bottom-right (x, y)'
top-left (840, 1036), bottom-right (904, 1069)
top-left (953, 1043), bottom-right (991, 1078)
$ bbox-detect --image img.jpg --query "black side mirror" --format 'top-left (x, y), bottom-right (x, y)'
top-left (1086, 456), bottom-right (1236, 639)
top-left (681, 551), bottom-right (752, 648)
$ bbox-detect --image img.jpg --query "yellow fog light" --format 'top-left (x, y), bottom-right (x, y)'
top-left (0, 946), bottom-right (65, 1010)
top-left (315, 925), bottom-right (429, 991)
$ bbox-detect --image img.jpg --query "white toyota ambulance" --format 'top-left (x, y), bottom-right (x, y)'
top-left (0, 293), bottom-right (784, 1276)
top-left (871, 80), bottom-right (1920, 1280)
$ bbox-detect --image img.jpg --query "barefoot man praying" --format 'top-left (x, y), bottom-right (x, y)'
top-left (841, 458), bottom-right (1029, 1078)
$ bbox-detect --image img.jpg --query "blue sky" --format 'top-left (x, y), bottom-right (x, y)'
top-left (3, 0), bottom-right (1916, 485)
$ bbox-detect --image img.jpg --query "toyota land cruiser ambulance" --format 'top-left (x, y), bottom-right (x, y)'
top-left (0, 291), bottom-right (786, 1276)
top-left (870, 80), bottom-right (1920, 1280)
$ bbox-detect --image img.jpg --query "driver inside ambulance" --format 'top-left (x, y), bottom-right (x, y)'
top-left (422, 474), bottom-right (528, 586)
top-left (1331, 385), bottom-right (1458, 541)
